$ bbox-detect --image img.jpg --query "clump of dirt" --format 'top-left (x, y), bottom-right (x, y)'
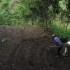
top-left (0, 25), bottom-right (70, 70)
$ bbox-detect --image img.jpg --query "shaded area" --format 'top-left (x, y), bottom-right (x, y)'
top-left (0, 25), bottom-right (70, 70)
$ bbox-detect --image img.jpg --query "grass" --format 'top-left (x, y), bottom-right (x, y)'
top-left (51, 21), bottom-right (70, 39)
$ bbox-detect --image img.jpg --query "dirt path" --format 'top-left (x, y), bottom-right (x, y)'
top-left (0, 25), bottom-right (70, 70)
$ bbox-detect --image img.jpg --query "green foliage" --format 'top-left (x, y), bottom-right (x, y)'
top-left (0, 0), bottom-right (70, 38)
top-left (51, 20), bottom-right (70, 39)
top-left (0, 0), bottom-right (69, 25)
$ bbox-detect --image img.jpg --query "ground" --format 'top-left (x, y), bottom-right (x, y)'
top-left (0, 25), bottom-right (70, 70)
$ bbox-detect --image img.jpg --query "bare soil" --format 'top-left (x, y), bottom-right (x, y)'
top-left (0, 25), bottom-right (70, 70)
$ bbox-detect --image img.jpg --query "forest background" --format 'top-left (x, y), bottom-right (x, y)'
top-left (0, 0), bottom-right (70, 38)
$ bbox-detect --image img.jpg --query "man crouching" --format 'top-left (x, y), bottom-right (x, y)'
top-left (52, 34), bottom-right (63, 57)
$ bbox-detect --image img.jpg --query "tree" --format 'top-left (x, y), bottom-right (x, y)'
top-left (0, 0), bottom-right (69, 26)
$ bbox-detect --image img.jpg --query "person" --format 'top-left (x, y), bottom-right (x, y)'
top-left (63, 41), bottom-right (70, 56)
top-left (52, 34), bottom-right (63, 57)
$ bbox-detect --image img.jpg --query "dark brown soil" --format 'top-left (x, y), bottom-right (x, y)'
top-left (0, 25), bottom-right (70, 70)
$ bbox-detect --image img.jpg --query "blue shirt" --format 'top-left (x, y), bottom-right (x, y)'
top-left (54, 37), bottom-right (63, 46)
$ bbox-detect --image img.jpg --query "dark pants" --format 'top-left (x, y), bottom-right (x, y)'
top-left (57, 46), bottom-right (62, 55)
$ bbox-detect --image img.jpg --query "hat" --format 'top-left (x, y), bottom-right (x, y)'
top-left (52, 34), bottom-right (56, 37)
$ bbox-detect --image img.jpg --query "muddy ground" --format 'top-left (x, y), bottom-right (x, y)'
top-left (0, 25), bottom-right (70, 70)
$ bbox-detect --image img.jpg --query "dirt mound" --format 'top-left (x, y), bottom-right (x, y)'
top-left (0, 25), bottom-right (70, 70)
top-left (23, 25), bottom-right (45, 39)
top-left (0, 25), bottom-right (22, 63)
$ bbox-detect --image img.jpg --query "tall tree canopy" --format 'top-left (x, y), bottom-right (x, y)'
top-left (0, 0), bottom-right (69, 25)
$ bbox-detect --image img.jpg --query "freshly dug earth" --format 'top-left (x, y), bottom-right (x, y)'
top-left (0, 25), bottom-right (70, 70)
